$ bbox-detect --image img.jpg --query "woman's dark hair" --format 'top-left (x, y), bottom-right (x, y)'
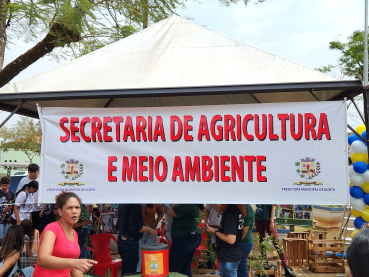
top-left (146, 204), bottom-right (154, 209)
top-left (0, 225), bottom-right (24, 262)
top-left (20, 219), bottom-right (32, 239)
top-left (347, 228), bottom-right (369, 277)
top-left (16, 180), bottom-right (39, 196)
top-left (196, 204), bottom-right (205, 210)
top-left (55, 191), bottom-right (82, 210)
top-left (220, 204), bottom-right (247, 217)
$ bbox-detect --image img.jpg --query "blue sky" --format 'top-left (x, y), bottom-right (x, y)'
top-left (0, 0), bottom-right (365, 127)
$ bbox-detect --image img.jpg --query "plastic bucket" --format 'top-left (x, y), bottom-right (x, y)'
top-left (141, 243), bottom-right (169, 277)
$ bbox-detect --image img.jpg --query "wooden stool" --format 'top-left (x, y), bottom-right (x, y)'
top-left (283, 238), bottom-right (308, 269)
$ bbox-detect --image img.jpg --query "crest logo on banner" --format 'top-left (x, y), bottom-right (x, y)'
top-left (58, 159), bottom-right (84, 186)
top-left (294, 157), bottom-right (322, 186)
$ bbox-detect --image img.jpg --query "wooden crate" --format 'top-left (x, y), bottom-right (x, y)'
top-left (287, 232), bottom-right (309, 240)
top-left (308, 238), bottom-right (345, 273)
top-left (283, 238), bottom-right (308, 268)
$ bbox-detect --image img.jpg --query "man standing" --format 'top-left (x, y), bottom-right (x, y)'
top-left (73, 203), bottom-right (93, 259)
top-left (255, 204), bottom-right (296, 277)
top-left (16, 164), bottom-right (40, 244)
top-left (116, 204), bottom-right (155, 274)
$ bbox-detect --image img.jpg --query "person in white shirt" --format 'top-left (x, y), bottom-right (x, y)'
top-left (16, 164), bottom-right (40, 237)
top-left (11, 181), bottom-right (38, 225)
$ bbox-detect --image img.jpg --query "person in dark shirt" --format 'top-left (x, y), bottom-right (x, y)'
top-left (206, 204), bottom-right (246, 277)
top-left (0, 177), bottom-right (15, 240)
top-left (116, 204), bottom-right (155, 274)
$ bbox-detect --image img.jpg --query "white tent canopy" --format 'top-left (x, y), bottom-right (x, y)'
top-left (0, 15), bottom-right (362, 118)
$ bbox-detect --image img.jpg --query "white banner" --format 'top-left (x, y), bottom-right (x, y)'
top-left (39, 101), bottom-right (348, 204)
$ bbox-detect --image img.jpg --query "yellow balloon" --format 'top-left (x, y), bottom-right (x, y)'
top-left (362, 182), bottom-right (369, 193)
top-left (351, 153), bottom-right (368, 163)
top-left (362, 208), bottom-right (369, 221)
top-left (352, 208), bottom-right (362, 218)
top-left (357, 125), bottom-right (366, 134)
top-left (351, 229), bottom-right (360, 238)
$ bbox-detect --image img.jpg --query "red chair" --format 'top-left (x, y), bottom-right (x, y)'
top-left (87, 233), bottom-right (121, 277)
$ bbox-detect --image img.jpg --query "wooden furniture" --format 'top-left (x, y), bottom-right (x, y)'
top-left (287, 232), bottom-right (309, 240)
top-left (308, 235), bottom-right (345, 273)
top-left (283, 238), bottom-right (308, 268)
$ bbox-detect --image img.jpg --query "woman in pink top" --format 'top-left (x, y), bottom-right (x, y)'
top-left (33, 192), bottom-right (97, 277)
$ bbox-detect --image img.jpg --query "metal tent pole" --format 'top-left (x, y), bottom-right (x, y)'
top-left (365, 0), bottom-right (368, 86)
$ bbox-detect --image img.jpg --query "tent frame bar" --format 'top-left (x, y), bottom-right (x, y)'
top-left (351, 97), bottom-right (366, 123)
top-left (0, 101), bottom-right (25, 128)
top-left (0, 80), bottom-right (362, 102)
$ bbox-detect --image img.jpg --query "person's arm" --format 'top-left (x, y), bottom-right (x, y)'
top-left (206, 224), bottom-right (236, 244)
top-left (269, 205), bottom-right (276, 232)
top-left (13, 206), bottom-right (21, 225)
top-left (205, 208), bottom-right (210, 224)
top-left (37, 231), bottom-right (97, 271)
top-left (168, 204), bottom-right (179, 217)
top-left (139, 226), bottom-right (155, 239)
top-left (70, 268), bottom-right (84, 277)
top-left (242, 226), bottom-right (249, 239)
top-left (209, 204), bottom-right (223, 215)
top-left (39, 204), bottom-right (47, 217)
top-left (0, 252), bottom-right (20, 277)
top-left (73, 220), bottom-right (93, 229)
top-left (86, 205), bottom-right (93, 216)
top-left (150, 205), bottom-right (164, 230)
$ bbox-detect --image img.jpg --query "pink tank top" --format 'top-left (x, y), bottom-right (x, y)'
top-left (33, 221), bottom-right (80, 277)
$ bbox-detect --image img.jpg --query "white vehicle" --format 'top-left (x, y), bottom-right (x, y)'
top-left (12, 171), bottom-right (27, 176)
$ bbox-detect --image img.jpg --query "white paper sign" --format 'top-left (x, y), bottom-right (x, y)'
top-left (39, 101), bottom-right (349, 204)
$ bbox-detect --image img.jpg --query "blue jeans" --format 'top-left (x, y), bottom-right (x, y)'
top-left (219, 261), bottom-right (240, 277)
top-left (237, 243), bottom-right (253, 277)
top-left (118, 237), bottom-right (140, 275)
top-left (137, 229), bottom-right (157, 272)
top-left (0, 223), bottom-right (10, 239)
top-left (169, 233), bottom-right (201, 277)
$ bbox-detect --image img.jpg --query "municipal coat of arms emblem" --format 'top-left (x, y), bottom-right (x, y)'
top-left (294, 157), bottom-right (322, 186)
top-left (59, 159), bottom-right (84, 186)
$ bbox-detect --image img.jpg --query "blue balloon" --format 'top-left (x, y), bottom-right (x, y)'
top-left (349, 134), bottom-right (360, 145)
top-left (354, 217), bottom-right (367, 229)
top-left (354, 162), bottom-right (368, 174)
top-left (351, 186), bottom-right (365, 199)
top-left (362, 131), bottom-right (367, 140)
top-left (364, 194), bottom-right (369, 206)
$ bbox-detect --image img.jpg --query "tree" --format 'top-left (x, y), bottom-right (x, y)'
top-left (0, 0), bottom-right (183, 87)
top-left (0, 116), bottom-right (41, 163)
top-left (319, 30), bottom-right (368, 80)
top-left (0, 0), bottom-right (268, 88)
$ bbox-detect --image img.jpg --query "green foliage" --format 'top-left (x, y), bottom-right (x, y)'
top-left (326, 30), bottom-right (369, 79)
top-left (0, 116), bottom-right (42, 163)
top-left (250, 233), bottom-right (283, 276)
top-left (0, 0), bottom-right (183, 60)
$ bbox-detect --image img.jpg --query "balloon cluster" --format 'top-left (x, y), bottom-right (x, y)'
top-left (349, 124), bottom-right (369, 238)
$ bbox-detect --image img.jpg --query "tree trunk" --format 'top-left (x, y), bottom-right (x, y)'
top-left (0, 0), bottom-right (9, 71)
top-left (143, 0), bottom-right (148, 29)
top-left (0, 22), bottom-right (81, 87)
